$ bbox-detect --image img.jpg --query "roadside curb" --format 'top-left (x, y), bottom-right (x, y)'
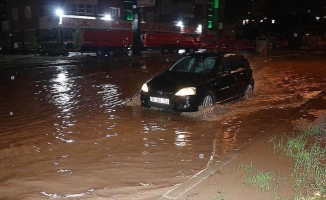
top-left (158, 91), bottom-right (326, 200)
top-left (158, 152), bottom-right (240, 200)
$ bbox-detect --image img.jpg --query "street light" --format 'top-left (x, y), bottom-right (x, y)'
top-left (196, 24), bottom-right (202, 34)
top-left (176, 21), bottom-right (183, 27)
top-left (56, 8), bottom-right (63, 25)
top-left (55, 9), bottom-right (63, 17)
top-left (103, 14), bottom-right (112, 21)
top-left (55, 8), bottom-right (64, 42)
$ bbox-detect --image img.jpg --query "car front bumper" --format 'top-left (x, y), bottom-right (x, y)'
top-left (140, 91), bottom-right (200, 112)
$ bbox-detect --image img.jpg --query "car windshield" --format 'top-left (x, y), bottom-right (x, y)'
top-left (168, 55), bottom-right (216, 73)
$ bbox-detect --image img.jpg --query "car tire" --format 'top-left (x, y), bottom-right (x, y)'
top-left (243, 82), bottom-right (254, 99)
top-left (201, 92), bottom-right (215, 107)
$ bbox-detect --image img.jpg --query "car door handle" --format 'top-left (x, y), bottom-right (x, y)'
top-left (240, 73), bottom-right (244, 75)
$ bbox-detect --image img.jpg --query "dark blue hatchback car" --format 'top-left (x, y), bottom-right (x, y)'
top-left (140, 52), bottom-right (254, 112)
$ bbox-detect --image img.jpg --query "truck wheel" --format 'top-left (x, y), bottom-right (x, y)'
top-left (161, 48), bottom-right (169, 54)
top-left (173, 48), bottom-right (179, 54)
top-left (108, 50), bottom-right (115, 56)
top-left (115, 49), bottom-right (122, 56)
top-left (97, 50), bottom-right (104, 56)
top-left (187, 48), bottom-right (194, 53)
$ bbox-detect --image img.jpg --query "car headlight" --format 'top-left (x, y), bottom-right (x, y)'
top-left (141, 83), bottom-right (148, 92)
top-left (175, 87), bottom-right (196, 96)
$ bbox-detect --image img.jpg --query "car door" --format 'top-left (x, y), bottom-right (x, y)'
top-left (232, 56), bottom-right (252, 95)
top-left (211, 56), bottom-right (237, 102)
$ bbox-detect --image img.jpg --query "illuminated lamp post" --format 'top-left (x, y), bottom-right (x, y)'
top-left (197, 24), bottom-right (203, 35)
top-left (132, 4), bottom-right (141, 56)
top-left (103, 14), bottom-right (112, 21)
top-left (55, 9), bottom-right (64, 43)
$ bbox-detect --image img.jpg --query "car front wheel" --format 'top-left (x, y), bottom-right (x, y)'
top-left (202, 92), bottom-right (215, 106)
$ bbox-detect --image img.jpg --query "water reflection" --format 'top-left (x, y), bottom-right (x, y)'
top-left (48, 69), bottom-right (78, 143)
top-left (97, 83), bottom-right (122, 113)
top-left (142, 120), bottom-right (166, 134)
top-left (220, 118), bottom-right (241, 153)
top-left (174, 130), bottom-right (191, 147)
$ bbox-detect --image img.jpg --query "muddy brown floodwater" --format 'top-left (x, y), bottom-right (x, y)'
top-left (0, 52), bottom-right (325, 200)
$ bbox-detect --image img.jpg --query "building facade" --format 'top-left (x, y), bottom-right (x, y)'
top-left (0, 0), bottom-right (224, 51)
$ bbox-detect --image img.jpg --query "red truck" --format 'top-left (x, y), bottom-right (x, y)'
top-left (140, 22), bottom-right (201, 53)
top-left (60, 16), bottom-right (202, 55)
top-left (142, 32), bottom-right (201, 54)
top-left (59, 17), bottom-right (133, 56)
top-left (81, 29), bottom-right (132, 56)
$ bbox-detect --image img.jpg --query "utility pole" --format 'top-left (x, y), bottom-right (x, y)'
top-left (132, 5), bottom-right (141, 56)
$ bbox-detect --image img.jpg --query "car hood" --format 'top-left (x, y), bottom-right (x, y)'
top-left (147, 71), bottom-right (208, 93)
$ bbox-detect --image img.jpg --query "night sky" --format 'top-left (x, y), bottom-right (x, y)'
top-left (224, 0), bottom-right (325, 39)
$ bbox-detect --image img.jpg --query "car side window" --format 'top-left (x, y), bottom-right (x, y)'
top-left (231, 56), bottom-right (242, 72)
top-left (204, 57), bottom-right (216, 70)
top-left (220, 57), bottom-right (231, 73)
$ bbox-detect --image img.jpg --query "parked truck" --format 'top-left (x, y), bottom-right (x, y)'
top-left (55, 16), bottom-right (207, 56)
top-left (141, 32), bottom-right (201, 54)
top-left (81, 29), bottom-right (132, 56)
top-left (140, 22), bottom-right (201, 54)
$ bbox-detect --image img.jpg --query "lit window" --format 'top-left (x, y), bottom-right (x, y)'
top-left (86, 5), bottom-right (93, 16)
top-left (68, 4), bottom-right (77, 15)
top-left (78, 4), bottom-right (85, 15)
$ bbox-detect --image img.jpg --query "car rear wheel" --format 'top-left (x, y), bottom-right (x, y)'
top-left (202, 92), bottom-right (215, 107)
top-left (243, 82), bottom-right (254, 99)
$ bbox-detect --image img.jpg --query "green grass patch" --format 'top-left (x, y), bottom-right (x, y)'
top-left (207, 190), bottom-right (225, 200)
top-left (239, 163), bottom-right (275, 192)
top-left (273, 120), bottom-right (326, 199)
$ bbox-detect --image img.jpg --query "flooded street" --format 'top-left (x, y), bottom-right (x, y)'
top-left (0, 52), bottom-right (325, 199)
